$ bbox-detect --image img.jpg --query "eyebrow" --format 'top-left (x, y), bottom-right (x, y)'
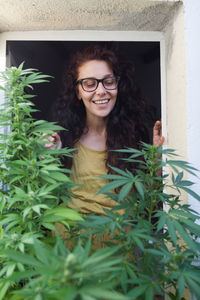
top-left (78, 74), bottom-right (115, 80)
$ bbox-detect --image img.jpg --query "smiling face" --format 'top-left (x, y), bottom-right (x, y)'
top-left (76, 60), bottom-right (118, 123)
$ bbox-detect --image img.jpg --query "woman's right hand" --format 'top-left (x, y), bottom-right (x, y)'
top-left (43, 132), bottom-right (62, 150)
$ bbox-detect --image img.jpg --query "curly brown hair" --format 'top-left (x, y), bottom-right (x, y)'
top-left (52, 44), bottom-right (149, 172)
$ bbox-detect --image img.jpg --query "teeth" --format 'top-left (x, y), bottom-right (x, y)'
top-left (93, 100), bottom-right (109, 104)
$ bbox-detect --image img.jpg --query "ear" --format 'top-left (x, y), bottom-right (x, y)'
top-left (76, 88), bottom-right (82, 100)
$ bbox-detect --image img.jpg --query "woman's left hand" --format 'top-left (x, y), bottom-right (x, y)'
top-left (153, 120), bottom-right (165, 147)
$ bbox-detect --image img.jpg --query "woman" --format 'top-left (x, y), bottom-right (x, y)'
top-left (47, 44), bottom-right (164, 215)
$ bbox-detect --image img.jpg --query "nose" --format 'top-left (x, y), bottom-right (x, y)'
top-left (96, 82), bottom-right (106, 94)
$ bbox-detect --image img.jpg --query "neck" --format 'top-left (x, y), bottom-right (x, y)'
top-left (86, 115), bottom-right (107, 135)
top-left (80, 114), bottom-right (107, 150)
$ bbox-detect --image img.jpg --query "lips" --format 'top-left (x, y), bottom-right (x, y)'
top-left (92, 99), bottom-right (110, 104)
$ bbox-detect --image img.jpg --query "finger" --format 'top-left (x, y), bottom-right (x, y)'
top-left (51, 133), bottom-right (60, 143)
top-left (153, 120), bottom-right (161, 129)
top-left (43, 133), bottom-right (58, 142)
top-left (160, 136), bottom-right (165, 144)
top-left (157, 136), bottom-right (165, 147)
top-left (45, 142), bottom-right (55, 148)
top-left (153, 120), bottom-right (162, 135)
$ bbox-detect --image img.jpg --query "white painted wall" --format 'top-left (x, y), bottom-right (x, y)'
top-left (183, 0), bottom-right (200, 219)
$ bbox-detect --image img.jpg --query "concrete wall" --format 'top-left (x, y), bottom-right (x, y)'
top-left (162, 0), bottom-right (200, 222)
top-left (183, 0), bottom-right (200, 224)
top-left (164, 3), bottom-right (187, 159)
top-left (0, 0), bottom-right (181, 32)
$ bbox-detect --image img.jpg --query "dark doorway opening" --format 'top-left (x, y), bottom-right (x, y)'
top-left (6, 40), bottom-right (161, 142)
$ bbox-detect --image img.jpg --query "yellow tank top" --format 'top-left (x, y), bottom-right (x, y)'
top-left (68, 141), bottom-right (117, 215)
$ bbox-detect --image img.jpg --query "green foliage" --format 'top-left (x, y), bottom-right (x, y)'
top-left (4, 238), bottom-right (128, 300)
top-left (0, 64), bottom-right (82, 237)
top-left (0, 65), bottom-right (200, 299)
top-left (79, 144), bottom-right (200, 299)
top-left (0, 65), bottom-right (86, 299)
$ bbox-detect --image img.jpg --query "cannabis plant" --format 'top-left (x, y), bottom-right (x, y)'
top-left (0, 65), bottom-right (128, 300)
top-left (76, 144), bottom-right (200, 299)
top-left (0, 64), bottom-right (82, 235)
top-left (0, 65), bottom-right (200, 300)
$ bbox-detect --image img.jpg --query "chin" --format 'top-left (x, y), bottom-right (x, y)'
top-left (96, 111), bottom-right (112, 118)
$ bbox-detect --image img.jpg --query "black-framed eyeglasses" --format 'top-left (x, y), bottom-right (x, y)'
top-left (76, 76), bottom-right (120, 92)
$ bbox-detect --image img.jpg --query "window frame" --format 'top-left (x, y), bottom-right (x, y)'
top-left (0, 30), bottom-right (166, 142)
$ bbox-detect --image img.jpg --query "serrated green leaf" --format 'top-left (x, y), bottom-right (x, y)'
top-left (118, 182), bottom-right (133, 202)
top-left (32, 204), bottom-right (48, 215)
top-left (145, 286), bottom-right (154, 300)
top-left (156, 213), bottom-right (166, 232)
top-left (174, 220), bottom-right (198, 251)
top-left (178, 180), bottom-right (194, 187)
top-left (180, 186), bottom-right (200, 202)
top-left (18, 243), bottom-right (24, 253)
top-left (178, 275), bottom-right (185, 296)
top-left (6, 263), bottom-right (16, 276)
top-left (80, 285), bottom-right (128, 300)
top-left (135, 181), bottom-right (144, 200)
top-left (186, 278), bottom-right (200, 297)
top-left (33, 241), bottom-right (49, 264)
top-left (31, 122), bottom-right (64, 133)
top-left (5, 250), bottom-right (41, 267)
top-left (121, 268), bottom-right (128, 293)
top-left (97, 180), bottom-right (129, 195)
top-left (126, 264), bottom-right (136, 279)
top-left (100, 174), bottom-right (130, 180)
top-left (23, 207), bottom-right (31, 220)
top-left (176, 172), bottom-right (184, 182)
top-left (48, 172), bottom-right (70, 182)
top-left (44, 207), bottom-right (83, 221)
top-left (50, 287), bottom-right (77, 300)
top-left (108, 165), bottom-right (132, 177)
top-left (39, 173), bottom-right (57, 184)
top-left (128, 284), bottom-right (148, 299)
top-left (0, 282), bottom-right (10, 300)
top-left (166, 218), bottom-right (177, 245)
top-left (41, 222), bottom-right (57, 231)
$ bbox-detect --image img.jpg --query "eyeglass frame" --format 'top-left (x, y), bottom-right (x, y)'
top-left (76, 75), bottom-right (120, 92)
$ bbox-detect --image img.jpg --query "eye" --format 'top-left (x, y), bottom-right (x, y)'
top-left (83, 79), bottom-right (96, 88)
top-left (104, 77), bottom-right (115, 86)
